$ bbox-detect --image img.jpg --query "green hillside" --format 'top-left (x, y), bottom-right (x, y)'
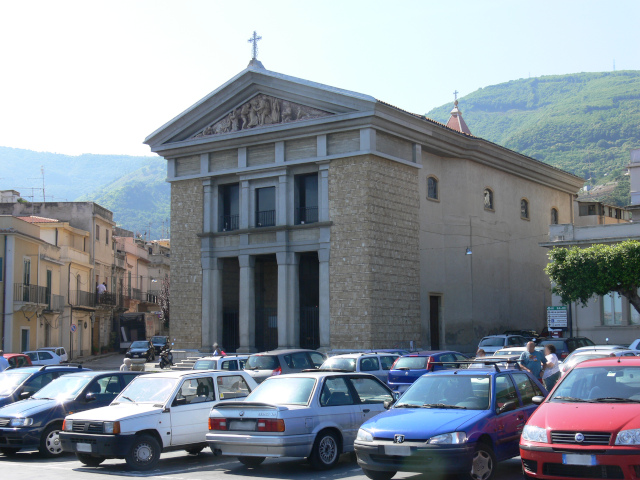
top-left (427, 71), bottom-right (640, 205)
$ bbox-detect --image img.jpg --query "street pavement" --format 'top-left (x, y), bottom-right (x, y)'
top-left (0, 448), bottom-right (525, 480)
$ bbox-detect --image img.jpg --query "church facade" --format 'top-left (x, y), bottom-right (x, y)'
top-left (145, 62), bottom-right (584, 353)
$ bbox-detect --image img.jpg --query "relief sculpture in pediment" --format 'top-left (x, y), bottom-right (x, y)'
top-left (193, 94), bottom-right (332, 138)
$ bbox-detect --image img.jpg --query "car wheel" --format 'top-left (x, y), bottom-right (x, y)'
top-left (309, 430), bottom-right (340, 470)
top-left (76, 453), bottom-right (106, 467)
top-left (186, 447), bottom-right (204, 455)
top-left (39, 423), bottom-right (64, 457)
top-left (470, 442), bottom-right (496, 480)
top-left (361, 469), bottom-right (396, 480)
top-left (125, 434), bottom-right (161, 471)
top-left (237, 456), bottom-right (265, 467)
top-left (0, 447), bottom-right (20, 456)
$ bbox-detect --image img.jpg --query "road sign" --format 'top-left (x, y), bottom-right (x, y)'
top-left (70, 324), bottom-right (77, 333)
top-left (547, 306), bottom-right (568, 328)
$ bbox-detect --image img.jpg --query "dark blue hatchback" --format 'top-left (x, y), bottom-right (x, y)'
top-left (355, 365), bottom-right (548, 480)
top-left (0, 370), bottom-right (143, 457)
top-left (387, 351), bottom-right (469, 393)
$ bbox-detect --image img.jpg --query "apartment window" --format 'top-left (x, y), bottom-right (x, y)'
top-left (106, 229), bottom-right (109, 245)
top-left (295, 173), bottom-right (319, 224)
top-left (95, 224), bottom-right (100, 241)
top-left (520, 198), bottom-right (529, 219)
top-left (427, 176), bottom-right (439, 200)
top-left (219, 183), bottom-right (240, 231)
top-left (255, 186), bottom-right (276, 227)
top-left (588, 204), bottom-right (596, 215)
top-left (23, 258), bottom-right (31, 285)
top-left (484, 188), bottom-right (494, 211)
top-left (55, 229), bottom-right (58, 246)
top-left (603, 292), bottom-right (622, 325)
top-left (551, 208), bottom-right (559, 225)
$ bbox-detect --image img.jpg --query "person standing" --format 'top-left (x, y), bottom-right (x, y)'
top-left (120, 358), bottom-right (132, 371)
top-left (542, 344), bottom-right (561, 390)
top-left (519, 341), bottom-right (547, 380)
top-left (0, 350), bottom-right (9, 372)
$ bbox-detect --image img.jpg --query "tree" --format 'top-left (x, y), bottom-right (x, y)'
top-left (158, 276), bottom-right (170, 330)
top-left (545, 240), bottom-right (640, 314)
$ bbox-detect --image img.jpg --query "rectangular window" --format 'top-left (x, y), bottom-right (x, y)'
top-left (294, 174), bottom-right (318, 225)
top-left (219, 183), bottom-right (240, 231)
top-left (106, 229), bottom-right (109, 245)
top-left (95, 224), bottom-right (100, 241)
top-left (603, 292), bottom-right (622, 325)
top-left (255, 186), bottom-right (276, 227)
top-left (23, 258), bottom-right (31, 285)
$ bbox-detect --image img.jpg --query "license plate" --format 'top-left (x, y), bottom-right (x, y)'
top-left (229, 420), bottom-right (256, 431)
top-left (76, 443), bottom-right (92, 453)
top-left (385, 445), bottom-right (410, 456)
top-left (562, 454), bottom-right (597, 466)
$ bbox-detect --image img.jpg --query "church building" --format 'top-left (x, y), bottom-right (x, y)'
top-left (145, 56), bottom-right (584, 353)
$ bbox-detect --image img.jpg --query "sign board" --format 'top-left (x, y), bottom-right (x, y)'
top-left (547, 306), bottom-right (568, 328)
top-left (70, 324), bottom-right (77, 333)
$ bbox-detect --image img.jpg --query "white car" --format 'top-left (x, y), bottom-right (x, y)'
top-left (37, 347), bottom-right (68, 363)
top-left (58, 370), bottom-right (258, 470)
top-left (192, 354), bottom-right (248, 371)
top-left (318, 353), bottom-right (399, 383)
top-left (23, 349), bottom-right (62, 365)
top-left (560, 348), bottom-right (640, 376)
top-left (477, 335), bottom-right (528, 354)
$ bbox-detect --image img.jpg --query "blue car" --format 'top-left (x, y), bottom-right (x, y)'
top-left (0, 370), bottom-right (143, 457)
top-left (354, 364), bottom-right (548, 480)
top-left (0, 365), bottom-right (91, 408)
top-left (387, 351), bottom-right (469, 393)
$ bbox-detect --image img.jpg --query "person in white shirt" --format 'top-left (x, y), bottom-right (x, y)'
top-left (542, 344), bottom-right (561, 390)
top-left (120, 358), bottom-right (132, 371)
top-left (0, 350), bottom-right (10, 372)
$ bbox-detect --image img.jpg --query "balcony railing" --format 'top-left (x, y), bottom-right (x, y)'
top-left (14, 284), bottom-right (48, 304)
top-left (255, 210), bottom-right (276, 228)
top-left (295, 206), bottom-right (319, 225)
top-left (48, 294), bottom-right (65, 312)
top-left (130, 288), bottom-right (144, 301)
top-left (219, 214), bottom-right (240, 232)
top-left (69, 290), bottom-right (96, 308)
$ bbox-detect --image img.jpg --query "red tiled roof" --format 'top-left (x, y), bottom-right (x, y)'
top-left (16, 216), bottom-right (60, 224)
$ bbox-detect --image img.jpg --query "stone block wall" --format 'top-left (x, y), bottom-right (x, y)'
top-left (170, 179), bottom-right (203, 348)
top-left (328, 154), bottom-right (420, 349)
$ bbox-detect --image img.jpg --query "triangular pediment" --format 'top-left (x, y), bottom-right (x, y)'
top-left (192, 94), bottom-right (333, 139)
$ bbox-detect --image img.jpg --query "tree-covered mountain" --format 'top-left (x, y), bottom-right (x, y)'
top-left (427, 71), bottom-right (640, 205)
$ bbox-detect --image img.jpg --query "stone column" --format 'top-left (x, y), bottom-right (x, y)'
top-left (201, 256), bottom-right (223, 349)
top-left (318, 163), bottom-right (330, 222)
top-left (238, 255), bottom-right (255, 352)
top-left (318, 248), bottom-right (330, 348)
top-left (277, 174), bottom-right (287, 227)
top-left (276, 252), bottom-right (291, 348)
top-left (239, 180), bottom-right (250, 230)
top-left (288, 253), bottom-right (300, 348)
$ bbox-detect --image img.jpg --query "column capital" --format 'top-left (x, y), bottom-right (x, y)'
top-left (318, 249), bottom-right (330, 263)
top-left (203, 178), bottom-right (214, 187)
top-left (276, 251), bottom-right (297, 265)
top-left (238, 254), bottom-right (255, 269)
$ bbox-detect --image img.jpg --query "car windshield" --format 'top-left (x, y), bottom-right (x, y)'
top-left (479, 338), bottom-right (504, 347)
top-left (320, 357), bottom-right (356, 371)
top-left (396, 374), bottom-right (491, 410)
top-left (32, 375), bottom-right (91, 400)
top-left (193, 360), bottom-right (217, 370)
top-left (246, 377), bottom-right (316, 405)
top-left (552, 365), bottom-right (640, 403)
top-left (0, 372), bottom-right (31, 395)
top-left (130, 341), bottom-right (149, 348)
top-left (394, 357), bottom-right (428, 369)
top-left (114, 377), bottom-right (178, 404)
top-left (246, 355), bottom-right (279, 370)
top-left (151, 337), bottom-right (166, 343)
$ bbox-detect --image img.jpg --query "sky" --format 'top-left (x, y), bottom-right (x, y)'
top-left (0, 0), bottom-right (639, 157)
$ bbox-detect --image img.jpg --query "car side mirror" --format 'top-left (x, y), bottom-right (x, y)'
top-left (85, 392), bottom-right (97, 402)
top-left (19, 390), bottom-right (32, 399)
top-left (532, 396), bottom-right (545, 405)
top-left (497, 400), bottom-right (518, 414)
top-left (383, 399), bottom-right (395, 410)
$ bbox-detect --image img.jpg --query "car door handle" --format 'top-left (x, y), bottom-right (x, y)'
top-left (363, 409), bottom-right (370, 413)
top-left (516, 415), bottom-right (524, 421)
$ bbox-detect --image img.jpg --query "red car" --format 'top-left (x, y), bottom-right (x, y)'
top-left (520, 356), bottom-right (640, 480)
top-left (4, 353), bottom-right (32, 368)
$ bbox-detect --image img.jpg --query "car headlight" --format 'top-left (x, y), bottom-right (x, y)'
top-left (522, 425), bottom-right (548, 443)
top-left (63, 419), bottom-right (73, 431)
top-left (615, 429), bottom-right (640, 445)
top-left (9, 417), bottom-right (34, 427)
top-left (427, 432), bottom-right (467, 444)
top-left (356, 428), bottom-right (373, 442)
top-left (103, 421), bottom-right (121, 434)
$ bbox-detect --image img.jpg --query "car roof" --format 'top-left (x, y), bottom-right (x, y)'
top-left (3, 353), bottom-right (29, 357)
top-left (429, 367), bottom-right (509, 376)
top-left (141, 370), bottom-right (251, 379)
top-left (250, 349), bottom-right (320, 356)
top-left (574, 356), bottom-right (640, 368)
top-left (59, 370), bottom-right (141, 378)
top-left (22, 349), bottom-right (59, 355)
top-left (195, 355), bottom-right (248, 361)
top-left (263, 371), bottom-right (381, 379)
top-left (2, 365), bottom-right (88, 374)
top-left (327, 352), bottom-right (389, 359)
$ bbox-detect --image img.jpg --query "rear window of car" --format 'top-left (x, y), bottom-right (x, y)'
top-left (246, 355), bottom-right (279, 370)
top-left (541, 340), bottom-right (565, 350)
top-left (394, 356), bottom-right (428, 369)
top-left (247, 377), bottom-right (315, 405)
top-left (151, 336), bottom-right (166, 343)
top-left (193, 360), bottom-right (217, 370)
top-left (479, 337), bottom-right (505, 347)
top-left (320, 357), bottom-right (356, 371)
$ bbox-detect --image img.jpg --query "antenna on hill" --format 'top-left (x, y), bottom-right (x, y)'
top-left (40, 166), bottom-right (46, 202)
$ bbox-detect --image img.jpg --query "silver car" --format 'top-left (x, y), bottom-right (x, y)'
top-left (206, 372), bottom-right (395, 469)
top-left (244, 349), bottom-right (326, 384)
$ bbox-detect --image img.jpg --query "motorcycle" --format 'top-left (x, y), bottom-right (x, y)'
top-left (159, 344), bottom-right (174, 369)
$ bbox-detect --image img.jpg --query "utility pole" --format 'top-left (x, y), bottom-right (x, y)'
top-left (41, 166), bottom-right (46, 202)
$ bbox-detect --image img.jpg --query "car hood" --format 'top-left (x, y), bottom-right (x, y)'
top-left (66, 403), bottom-right (163, 421)
top-left (0, 395), bottom-right (17, 407)
top-left (128, 348), bottom-right (149, 353)
top-left (361, 408), bottom-right (485, 440)
top-left (530, 402), bottom-right (640, 433)
top-left (0, 398), bottom-right (66, 416)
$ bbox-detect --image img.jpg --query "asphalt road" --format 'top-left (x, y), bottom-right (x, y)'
top-left (0, 448), bottom-right (525, 480)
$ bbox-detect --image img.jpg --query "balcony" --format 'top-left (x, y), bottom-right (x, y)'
top-left (219, 214), bottom-right (240, 232)
top-left (69, 290), bottom-right (96, 308)
top-left (255, 210), bottom-right (276, 228)
top-left (13, 284), bottom-right (63, 312)
top-left (60, 245), bottom-right (91, 267)
top-left (295, 206), bottom-right (318, 225)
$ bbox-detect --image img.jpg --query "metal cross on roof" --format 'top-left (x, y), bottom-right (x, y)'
top-left (248, 31), bottom-right (262, 60)
top-left (453, 90), bottom-right (459, 101)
